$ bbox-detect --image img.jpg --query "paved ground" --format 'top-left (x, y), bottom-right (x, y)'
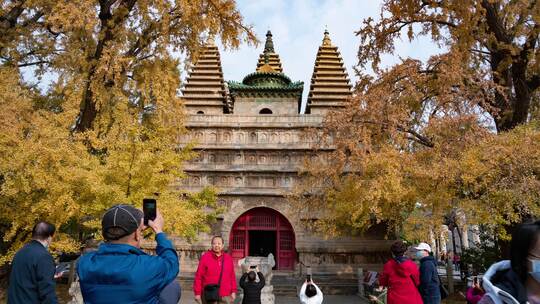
top-left (179, 292), bottom-right (369, 304)
top-left (275, 295), bottom-right (369, 304)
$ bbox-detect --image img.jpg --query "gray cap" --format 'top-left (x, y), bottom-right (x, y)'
top-left (102, 204), bottom-right (143, 240)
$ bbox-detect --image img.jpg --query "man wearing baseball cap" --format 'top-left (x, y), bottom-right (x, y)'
top-left (77, 204), bottom-right (180, 304)
top-left (414, 242), bottom-right (441, 304)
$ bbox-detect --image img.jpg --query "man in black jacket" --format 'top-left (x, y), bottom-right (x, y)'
top-left (239, 267), bottom-right (265, 304)
top-left (8, 221), bottom-right (58, 304)
top-left (415, 242), bottom-right (441, 304)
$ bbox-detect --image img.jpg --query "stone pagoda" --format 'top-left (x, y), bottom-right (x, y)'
top-left (174, 30), bottom-right (390, 295)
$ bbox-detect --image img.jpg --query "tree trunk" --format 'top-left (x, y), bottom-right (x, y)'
top-left (481, 0), bottom-right (538, 133)
top-left (455, 225), bottom-right (464, 253)
top-left (73, 0), bottom-right (138, 133)
top-left (74, 84), bottom-right (97, 132)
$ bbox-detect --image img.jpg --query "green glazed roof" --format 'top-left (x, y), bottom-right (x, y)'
top-left (228, 30), bottom-right (303, 96)
top-left (228, 71), bottom-right (303, 92)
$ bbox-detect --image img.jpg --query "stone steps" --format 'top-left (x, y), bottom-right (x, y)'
top-left (177, 273), bottom-right (360, 298)
top-left (273, 286), bottom-right (298, 297)
top-left (272, 273), bottom-right (359, 296)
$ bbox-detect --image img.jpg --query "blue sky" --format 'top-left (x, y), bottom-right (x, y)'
top-left (215, 0), bottom-right (442, 112)
top-left (24, 0), bottom-right (442, 111)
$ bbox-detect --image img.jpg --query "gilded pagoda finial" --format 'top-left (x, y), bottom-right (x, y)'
top-left (322, 29), bottom-right (332, 46)
top-left (264, 30), bottom-right (275, 53)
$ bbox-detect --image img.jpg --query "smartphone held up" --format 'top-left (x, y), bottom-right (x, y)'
top-left (143, 198), bottom-right (157, 225)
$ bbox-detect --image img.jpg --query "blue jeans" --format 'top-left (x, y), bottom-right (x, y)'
top-left (159, 280), bottom-right (181, 304)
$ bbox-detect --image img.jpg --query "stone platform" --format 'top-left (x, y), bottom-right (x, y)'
top-left (178, 270), bottom-right (361, 304)
top-left (179, 292), bottom-right (369, 304)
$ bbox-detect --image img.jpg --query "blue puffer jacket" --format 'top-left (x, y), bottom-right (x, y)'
top-left (77, 233), bottom-right (179, 304)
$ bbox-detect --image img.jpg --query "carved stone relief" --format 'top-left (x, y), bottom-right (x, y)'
top-left (250, 132), bottom-right (257, 143)
top-left (271, 133), bottom-right (278, 143)
top-left (264, 177), bottom-right (275, 187)
top-left (184, 173), bottom-right (299, 189)
top-left (247, 154), bottom-right (256, 164)
top-left (284, 133), bottom-right (291, 143)
top-left (186, 150), bottom-right (334, 167)
top-left (209, 132), bottom-right (217, 143)
top-left (237, 132), bottom-right (245, 143)
top-left (219, 154), bottom-right (230, 164)
top-left (184, 129), bottom-right (318, 146)
top-left (284, 155), bottom-right (290, 164)
top-left (247, 176), bottom-right (258, 187)
top-left (234, 154), bottom-right (242, 163)
top-left (284, 177), bottom-right (291, 186)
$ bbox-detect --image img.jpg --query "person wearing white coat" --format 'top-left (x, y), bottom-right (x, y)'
top-left (299, 280), bottom-right (323, 304)
top-left (479, 221), bottom-right (540, 304)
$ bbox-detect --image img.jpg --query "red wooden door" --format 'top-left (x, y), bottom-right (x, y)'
top-left (230, 230), bottom-right (246, 261)
top-left (278, 230), bottom-right (294, 269)
top-left (229, 207), bottom-right (295, 270)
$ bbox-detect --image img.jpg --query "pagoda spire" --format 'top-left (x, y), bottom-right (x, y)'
top-left (322, 29), bottom-right (332, 46)
top-left (256, 30), bottom-right (283, 73)
top-left (207, 34), bottom-right (216, 46)
top-left (263, 30), bottom-right (275, 53)
top-left (181, 38), bottom-right (231, 114)
top-left (306, 30), bottom-right (352, 114)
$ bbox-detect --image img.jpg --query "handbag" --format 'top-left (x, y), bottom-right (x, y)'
top-left (203, 255), bottom-right (225, 301)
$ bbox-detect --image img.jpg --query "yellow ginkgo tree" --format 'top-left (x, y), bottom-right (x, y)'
top-left (294, 0), bottom-right (540, 243)
top-left (0, 0), bottom-right (257, 263)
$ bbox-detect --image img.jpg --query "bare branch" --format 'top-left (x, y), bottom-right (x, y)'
top-left (350, 118), bottom-right (435, 148)
top-left (17, 60), bottom-right (50, 67)
top-left (0, 0), bottom-right (26, 31)
top-left (397, 125), bottom-right (435, 148)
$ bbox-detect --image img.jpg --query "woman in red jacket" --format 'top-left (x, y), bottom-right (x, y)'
top-left (379, 240), bottom-right (423, 304)
top-left (193, 236), bottom-right (237, 303)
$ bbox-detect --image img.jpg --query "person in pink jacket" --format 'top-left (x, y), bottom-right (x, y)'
top-left (466, 277), bottom-right (485, 304)
top-left (379, 240), bottom-right (423, 304)
top-left (194, 236), bottom-right (237, 304)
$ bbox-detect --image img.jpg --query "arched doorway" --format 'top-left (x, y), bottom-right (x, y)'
top-left (229, 207), bottom-right (295, 270)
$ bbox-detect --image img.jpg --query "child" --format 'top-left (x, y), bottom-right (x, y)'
top-left (239, 266), bottom-right (265, 304)
top-left (466, 277), bottom-right (485, 304)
